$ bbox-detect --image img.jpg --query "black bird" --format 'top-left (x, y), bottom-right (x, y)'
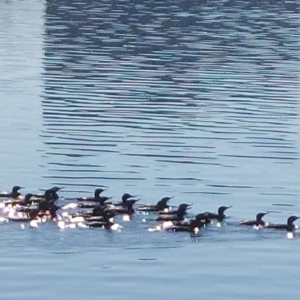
top-left (32, 187), bottom-right (63, 201)
top-left (156, 203), bottom-right (191, 221)
top-left (0, 186), bottom-right (24, 199)
top-left (16, 196), bottom-right (61, 218)
top-left (84, 210), bottom-right (115, 226)
top-left (85, 209), bottom-right (121, 230)
top-left (11, 193), bottom-right (35, 206)
top-left (2, 193), bottom-right (34, 207)
top-left (71, 206), bottom-right (116, 220)
top-left (165, 219), bottom-right (200, 233)
top-left (75, 188), bottom-right (106, 202)
top-left (137, 196), bottom-right (172, 212)
top-left (113, 193), bottom-right (137, 207)
top-left (239, 212), bottom-right (269, 228)
top-left (266, 216), bottom-right (299, 232)
top-left (150, 216), bottom-right (205, 234)
top-left (158, 203), bottom-right (191, 216)
top-left (77, 195), bottom-right (112, 207)
top-left (170, 213), bottom-right (212, 228)
top-left (203, 206), bottom-right (232, 222)
top-left (156, 213), bottom-right (185, 222)
top-left (107, 199), bottom-right (139, 215)
top-left (194, 213), bottom-right (212, 227)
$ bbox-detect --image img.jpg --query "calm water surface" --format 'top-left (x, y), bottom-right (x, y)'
top-left (0, 0), bottom-right (299, 298)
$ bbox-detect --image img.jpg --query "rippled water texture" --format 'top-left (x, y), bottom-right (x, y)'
top-left (0, 0), bottom-right (299, 299)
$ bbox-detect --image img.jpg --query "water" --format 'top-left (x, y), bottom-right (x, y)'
top-left (0, 0), bottom-right (299, 298)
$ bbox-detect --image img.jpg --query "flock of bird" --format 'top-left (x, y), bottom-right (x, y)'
top-left (0, 186), bottom-right (298, 239)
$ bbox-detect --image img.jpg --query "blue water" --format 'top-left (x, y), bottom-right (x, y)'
top-left (0, 0), bottom-right (299, 298)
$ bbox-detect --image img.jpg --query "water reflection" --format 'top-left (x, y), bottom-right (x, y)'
top-left (42, 0), bottom-right (299, 199)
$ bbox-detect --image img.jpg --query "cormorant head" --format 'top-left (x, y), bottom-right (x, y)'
top-left (24, 193), bottom-right (33, 204)
top-left (94, 188), bottom-right (105, 198)
top-left (10, 186), bottom-right (24, 198)
top-left (122, 193), bottom-right (136, 202)
top-left (156, 196), bottom-right (172, 210)
top-left (177, 203), bottom-right (192, 215)
top-left (218, 205), bottom-right (232, 216)
top-left (12, 186), bottom-right (24, 192)
top-left (256, 212), bottom-right (268, 225)
top-left (287, 216), bottom-right (298, 226)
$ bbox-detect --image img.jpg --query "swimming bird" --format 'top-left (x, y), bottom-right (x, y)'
top-left (0, 186), bottom-right (24, 199)
top-left (1, 193), bottom-right (34, 207)
top-left (85, 209), bottom-right (122, 230)
top-left (31, 187), bottom-right (63, 201)
top-left (156, 203), bottom-right (192, 222)
top-left (239, 212), bottom-right (269, 229)
top-left (106, 199), bottom-right (139, 216)
top-left (167, 218), bottom-right (204, 234)
top-left (149, 215), bottom-right (206, 234)
top-left (68, 206), bottom-right (116, 223)
top-left (75, 188), bottom-right (106, 202)
top-left (203, 205), bottom-right (232, 223)
top-left (162, 212), bottom-right (211, 230)
top-left (137, 196), bottom-right (173, 212)
top-left (266, 216), bottom-right (298, 238)
top-left (193, 213), bottom-right (212, 227)
top-left (113, 193), bottom-right (137, 207)
top-left (18, 192), bottom-right (61, 217)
